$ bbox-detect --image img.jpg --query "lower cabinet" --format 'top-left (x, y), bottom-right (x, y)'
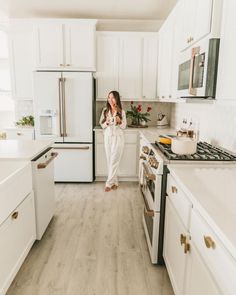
top-left (184, 242), bottom-right (221, 295)
top-left (95, 130), bottom-right (138, 179)
top-left (164, 197), bottom-right (188, 295)
top-left (0, 192), bottom-right (36, 294)
top-left (164, 173), bottom-right (234, 295)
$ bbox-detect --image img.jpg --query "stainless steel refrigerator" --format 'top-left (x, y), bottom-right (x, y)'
top-left (34, 71), bottom-right (94, 182)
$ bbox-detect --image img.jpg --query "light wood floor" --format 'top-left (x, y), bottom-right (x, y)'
top-left (7, 182), bottom-right (174, 295)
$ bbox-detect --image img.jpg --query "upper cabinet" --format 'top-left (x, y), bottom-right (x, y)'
top-left (180, 0), bottom-right (213, 51)
top-left (35, 20), bottom-right (96, 71)
top-left (118, 35), bottom-right (143, 99)
top-left (96, 32), bottom-right (158, 101)
top-left (8, 21), bottom-right (35, 100)
top-left (216, 0), bottom-right (236, 101)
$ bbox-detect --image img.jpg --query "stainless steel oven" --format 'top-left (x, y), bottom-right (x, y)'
top-left (178, 38), bottom-right (220, 99)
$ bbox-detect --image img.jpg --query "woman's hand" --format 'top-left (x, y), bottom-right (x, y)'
top-left (116, 116), bottom-right (122, 125)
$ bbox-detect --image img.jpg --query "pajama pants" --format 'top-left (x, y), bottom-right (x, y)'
top-left (104, 134), bottom-right (124, 188)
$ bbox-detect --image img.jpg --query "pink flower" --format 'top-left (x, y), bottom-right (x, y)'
top-left (147, 107), bottom-right (152, 112)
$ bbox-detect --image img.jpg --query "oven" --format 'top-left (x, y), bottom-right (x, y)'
top-left (178, 38), bottom-right (220, 99)
top-left (139, 142), bottom-right (164, 264)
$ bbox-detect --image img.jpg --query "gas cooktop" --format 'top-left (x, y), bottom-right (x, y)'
top-left (154, 141), bottom-right (236, 161)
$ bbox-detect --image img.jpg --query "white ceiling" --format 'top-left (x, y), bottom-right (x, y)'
top-left (0, 0), bottom-right (177, 20)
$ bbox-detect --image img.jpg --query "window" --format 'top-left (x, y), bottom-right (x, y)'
top-left (0, 28), bottom-right (14, 111)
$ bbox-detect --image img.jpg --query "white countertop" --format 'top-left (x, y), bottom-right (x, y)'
top-left (94, 125), bottom-right (176, 142)
top-left (0, 140), bottom-right (53, 160)
top-left (168, 164), bottom-right (236, 260)
top-left (0, 160), bottom-right (30, 185)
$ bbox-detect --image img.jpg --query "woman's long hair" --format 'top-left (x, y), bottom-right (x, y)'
top-left (102, 90), bottom-right (122, 123)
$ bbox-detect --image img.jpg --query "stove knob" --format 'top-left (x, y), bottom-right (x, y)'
top-left (142, 146), bottom-right (150, 154)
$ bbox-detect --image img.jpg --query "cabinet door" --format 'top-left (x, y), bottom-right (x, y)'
top-left (119, 36), bottom-right (142, 100)
top-left (8, 24), bottom-right (34, 100)
top-left (184, 243), bottom-right (221, 295)
top-left (96, 34), bottom-right (119, 99)
top-left (0, 192), bottom-right (35, 294)
top-left (35, 23), bottom-right (64, 68)
top-left (194, 0), bottom-right (212, 43)
top-left (65, 23), bottom-right (95, 70)
top-left (142, 36), bottom-right (158, 100)
top-left (96, 143), bottom-right (107, 176)
top-left (164, 197), bottom-right (187, 295)
top-left (180, 0), bottom-right (195, 51)
top-left (216, 0), bottom-right (236, 100)
top-left (157, 16), bottom-right (174, 99)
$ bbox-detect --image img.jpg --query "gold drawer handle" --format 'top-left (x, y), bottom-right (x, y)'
top-left (171, 186), bottom-right (178, 194)
top-left (180, 234), bottom-right (186, 246)
top-left (12, 211), bottom-right (19, 219)
top-left (184, 242), bottom-right (190, 254)
top-left (204, 236), bottom-right (215, 249)
top-left (17, 132), bottom-right (22, 136)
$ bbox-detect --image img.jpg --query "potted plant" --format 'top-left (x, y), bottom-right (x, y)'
top-left (126, 102), bottom-right (152, 127)
top-left (15, 115), bottom-right (34, 127)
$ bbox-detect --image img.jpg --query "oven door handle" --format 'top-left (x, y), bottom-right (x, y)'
top-left (142, 162), bottom-right (156, 181)
top-left (189, 46), bottom-right (200, 96)
top-left (140, 187), bottom-right (155, 217)
top-left (37, 152), bottom-right (58, 169)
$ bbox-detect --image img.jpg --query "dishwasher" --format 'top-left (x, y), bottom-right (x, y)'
top-left (32, 148), bottom-right (58, 240)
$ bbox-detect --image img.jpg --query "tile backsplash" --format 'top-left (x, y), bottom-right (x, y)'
top-left (171, 102), bottom-right (236, 153)
top-left (96, 101), bottom-right (172, 127)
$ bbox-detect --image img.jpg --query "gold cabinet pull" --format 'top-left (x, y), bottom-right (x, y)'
top-left (180, 234), bottom-right (186, 246)
top-left (17, 132), bottom-right (22, 136)
top-left (204, 236), bottom-right (215, 249)
top-left (171, 186), bottom-right (178, 194)
top-left (184, 242), bottom-right (190, 254)
top-left (12, 211), bottom-right (19, 219)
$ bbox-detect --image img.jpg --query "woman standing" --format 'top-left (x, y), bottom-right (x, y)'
top-left (99, 91), bottom-right (127, 192)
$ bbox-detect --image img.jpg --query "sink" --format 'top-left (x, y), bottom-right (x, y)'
top-left (0, 161), bottom-right (32, 225)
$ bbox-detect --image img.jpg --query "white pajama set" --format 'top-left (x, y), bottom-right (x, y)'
top-left (99, 109), bottom-right (127, 188)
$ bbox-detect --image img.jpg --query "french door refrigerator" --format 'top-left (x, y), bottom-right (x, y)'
top-left (34, 71), bottom-right (94, 182)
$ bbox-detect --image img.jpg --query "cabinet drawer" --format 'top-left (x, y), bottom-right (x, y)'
top-left (6, 128), bottom-right (35, 140)
top-left (190, 209), bottom-right (236, 295)
top-left (0, 192), bottom-right (36, 294)
top-left (167, 174), bottom-right (192, 229)
top-left (0, 162), bottom-right (32, 225)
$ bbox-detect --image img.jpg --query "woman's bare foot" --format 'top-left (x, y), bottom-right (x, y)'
top-left (104, 187), bottom-right (111, 192)
top-left (111, 184), bottom-right (118, 190)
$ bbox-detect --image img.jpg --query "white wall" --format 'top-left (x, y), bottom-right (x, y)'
top-left (171, 103), bottom-right (236, 153)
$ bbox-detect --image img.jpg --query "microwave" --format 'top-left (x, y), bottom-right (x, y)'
top-left (178, 38), bottom-right (220, 99)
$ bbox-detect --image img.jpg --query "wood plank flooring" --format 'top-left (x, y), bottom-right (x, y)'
top-left (7, 182), bottom-right (174, 295)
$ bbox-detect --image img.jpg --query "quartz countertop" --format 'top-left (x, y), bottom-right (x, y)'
top-left (0, 140), bottom-right (53, 161)
top-left (168, 164), bottom-right (236, 260)
top-left (94, 125), bottom-right (176, 141)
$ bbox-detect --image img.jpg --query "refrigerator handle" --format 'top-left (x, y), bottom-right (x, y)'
top-left (62, 77), bottom-right (67, 137)
top-left (58, 78), bottom-right (63, 137)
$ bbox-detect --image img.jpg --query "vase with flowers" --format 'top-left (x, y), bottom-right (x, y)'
top-left (126, 102), bottom-right (152, 127)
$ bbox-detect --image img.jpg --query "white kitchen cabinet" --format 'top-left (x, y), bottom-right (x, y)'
top-left (96, 32), bottom-right (158, 101)
top-left (96, 33), bottom-right (119, 99)
top-left (8, 21), bottom-right (35, 100)
top-left (184, 242), bottom-right (221, 295)
top-left (118, 36), bottom-right (142, 100)
top-left (157, 15), bottom-right (174, 100)
top-left (95, 130), bottom-right (138, 179)
top-left (216, 0), bottom-right (236, 101)
top-left (164, 197), bottom-right (188, 295)
top-left (165, 170), bottom-right (236, 295)
top-left (180, 0), bottom-right (213, 51)
top-left (142, 36), bottom-right (158, 100)
top-left (5, 128), bottom-right (35, 140)
top-left (0, 192), bottom-right (36, 295)
top-left (35, 20), bottom-right (96, 70)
